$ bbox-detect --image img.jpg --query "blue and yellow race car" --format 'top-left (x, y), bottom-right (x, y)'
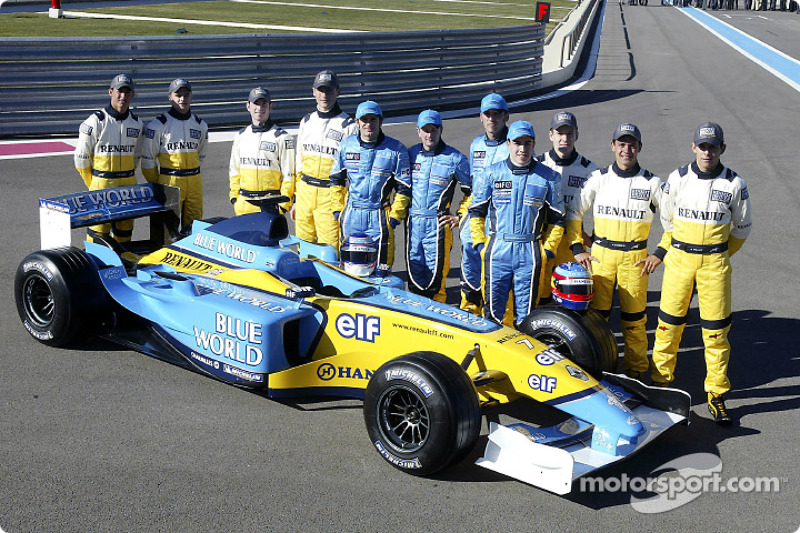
top-left (15, 184), bottom-right (690, 495)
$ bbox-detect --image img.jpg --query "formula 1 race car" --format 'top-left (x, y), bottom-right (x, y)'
top-left (15, 184), bottom-right (690, 494)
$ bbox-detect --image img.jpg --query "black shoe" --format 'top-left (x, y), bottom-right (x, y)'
top-left (624, 369), bottom-right (642, 379)
top-left (708, 393), bottom-right (732, 425)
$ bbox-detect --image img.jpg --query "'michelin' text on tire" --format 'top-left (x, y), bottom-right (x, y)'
top-left (363, 352), bottom-right (481, 476)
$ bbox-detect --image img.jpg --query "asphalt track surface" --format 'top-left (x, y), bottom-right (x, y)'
top-left (2, 5), bottom-right (800, 532)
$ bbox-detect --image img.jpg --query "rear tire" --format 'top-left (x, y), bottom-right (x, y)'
top-left (364, 352), bottom-right (481, 476)
top-left (15, 247), bottom-right (108, 346)
top-left (518, 306), bottom-right (618, 379)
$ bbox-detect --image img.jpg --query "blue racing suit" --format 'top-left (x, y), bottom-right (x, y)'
top-left (469, 158), bottom-right (564, 326)
top-left (460, 128), bottom-right (509, 313)
top-left (330, 131), bottom-right (411, 268)
top-left (407, 140), bottom-right (471, 301)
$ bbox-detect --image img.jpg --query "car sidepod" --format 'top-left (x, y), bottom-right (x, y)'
top-left (91, 243), bottom-right (325, 387)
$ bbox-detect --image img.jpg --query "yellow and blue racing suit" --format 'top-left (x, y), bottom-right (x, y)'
top-left (406, 140), bottom-right (471, 302)
top-left (469, 158), bottom-right (564, 326)
top-left (330, 131), bottom-right (411, 269)
top-left (460, 128), bottom-right (509, 313)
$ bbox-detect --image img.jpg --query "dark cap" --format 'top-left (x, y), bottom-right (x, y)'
top-left (109, 74), bottom-right (134, 91)
top-left (694, 122), bottom-right (724, 146)
top-left (612, 122), bottom-right (641, 142)
top-left (551, 111), bottom-right (578, 130)
top-left (248, 87), bottom-right (270, 103)
top-left (313, 70), bottom-right (339, 89)
top-left (168, 78), bottom-right (191, 94)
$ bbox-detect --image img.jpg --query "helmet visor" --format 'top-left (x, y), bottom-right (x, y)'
top-left (341, 248), bottom-right (376, 265)
top-left (554, 278), bottom-right (593, 296)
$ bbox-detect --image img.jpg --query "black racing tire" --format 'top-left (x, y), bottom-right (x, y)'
top-left (364, 352), bottom-right (481, 476)
top-left (581, 309), bottom-right (620, 372)
top-left (518, 306), bottom-right (618, 379)
top-left (14, 247), bottom-right (109, 346)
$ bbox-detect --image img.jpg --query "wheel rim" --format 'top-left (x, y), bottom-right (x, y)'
top-left (23, 273), bottom-right (55, 327)
top-left (377, 386), bottom-right (430, 453)
top-left (536, 332), bottom-right (573, 359)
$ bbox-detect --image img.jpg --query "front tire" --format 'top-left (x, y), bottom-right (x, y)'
top-left (518, 307), bottom-right (618, 378)
top-left (364, 352), bottom-right (481, 476)
top-left (15, 247), bottom-right (108, 346)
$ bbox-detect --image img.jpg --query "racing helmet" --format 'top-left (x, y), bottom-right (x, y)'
top-left (340, 232), bottom-right (378, 277)
top-left (551, 262), bottom-right (593, 311)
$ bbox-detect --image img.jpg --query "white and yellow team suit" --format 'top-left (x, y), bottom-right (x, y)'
top-left (141, 83), bottom-right (208, 231)
top-left (539, 149), bottom-right (598, 263)
top-left (651, 124), bottom-right (752, 395)
top-left (74, 74), bottom-right (144, 243)
top-left (567, 129), bottom-right (662, 376)
top-left (537, 146), bottom-right (598, 302)
top-left (294, 104), bottom-right (356, 249)
top-left (229, 120), bottom-right (296, 215)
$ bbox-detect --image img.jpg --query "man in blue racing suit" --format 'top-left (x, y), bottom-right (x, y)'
top-left (406, 110), bottom-right (471, 302)
top-left (460, 93), bottom-right (511, 314)
top-left (469, 120), bottom-right (565, 327)
top-left (330, 100), bottom-right (411, 269)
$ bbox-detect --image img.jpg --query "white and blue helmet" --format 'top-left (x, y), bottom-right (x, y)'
top-left (340, 232), bottom-right (378, 277)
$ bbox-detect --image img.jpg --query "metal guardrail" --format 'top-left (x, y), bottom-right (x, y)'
top-left (0, 25), bottom-right (544, 137)
top-left (549, 0), bottom-right (599, 68)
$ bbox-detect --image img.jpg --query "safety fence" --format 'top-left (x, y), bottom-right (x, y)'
top-left (545, 0), bottom-right (600, 68)
top-left (0, 25), bottom-right (544, 137)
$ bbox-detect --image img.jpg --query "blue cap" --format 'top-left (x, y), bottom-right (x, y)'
top-left (356, 100), bottom-right (382, 119)
top-left (481, 93), bottom-right (508, 113)
top-left (508, 120), bottom-right (535, 141)
top-left (417, 109), bottom-right (442, 128)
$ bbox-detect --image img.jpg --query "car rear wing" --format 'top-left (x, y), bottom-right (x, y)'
top-left (39, 183), bottom-right (180, 249)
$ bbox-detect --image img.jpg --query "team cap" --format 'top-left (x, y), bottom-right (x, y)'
top-left (417, 109), bottom-right (442, 128)
top-left (356, 100), bottom-right (383, 119)
top-left (168, 78), bottom-right (191, 94)
top-left (693, 122), bottom-right (724, 146)
top-left (248, 87), bottom-right (271, 103)
top-left (508, 120), bottom-right (535, 141)
top-left (612, 122), bottom-right (642, 142)
top-left (109, 74), bottom-right (134, 91)
top-left (313, 70), bottom-right (340, 89)
top-left (551, 111), bottom-right (578, 130)
top-left (481, 93), bottom-right (508, 113)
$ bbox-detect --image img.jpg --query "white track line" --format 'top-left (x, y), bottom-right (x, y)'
top-left (64, 10), bottom-right (364, 32)
top-left (230, 0), bottom-right (538, 21)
